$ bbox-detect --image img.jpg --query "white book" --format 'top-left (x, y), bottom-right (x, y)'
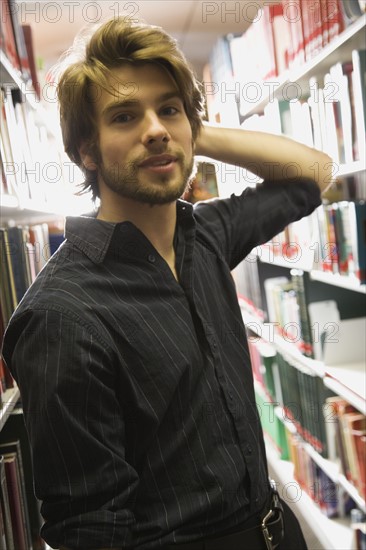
top-left (351, 49), bottom-right (366, 163)
top-left (329, 63), bottom-right (353, 164)
top-left (323, 72), bottom-right (340, 162)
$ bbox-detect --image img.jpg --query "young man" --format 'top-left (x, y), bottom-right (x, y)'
top-left (2, 17), bottom-right (332, 550)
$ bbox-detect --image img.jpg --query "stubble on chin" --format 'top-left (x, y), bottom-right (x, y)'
top-left (98, 154), bottom-right (195, 206)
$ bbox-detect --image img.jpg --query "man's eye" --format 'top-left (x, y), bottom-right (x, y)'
top-left (113, 113), bottom-right (133, 123)
top-left (161, 106), bottom-right (179, 116)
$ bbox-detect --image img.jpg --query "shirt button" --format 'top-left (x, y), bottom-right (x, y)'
top-left (148, 254), bottom-right (156, 263)
top-left (246, 444), bottom-right (253, 454)
top-left (228, 391), bottom-right (233, 400)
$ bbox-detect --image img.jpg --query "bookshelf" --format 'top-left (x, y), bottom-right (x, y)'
top-left (238, 13), bottom-right (366, 117)
top-left (206, 2), bottom-right (366, 548)
top-left (0, 3), bottom-right (85, 548)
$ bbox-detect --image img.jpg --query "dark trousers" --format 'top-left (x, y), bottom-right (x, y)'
top-left (278, 499), bottom-right (308, 550)
top-left (164, 498), bottom-right (308, 549)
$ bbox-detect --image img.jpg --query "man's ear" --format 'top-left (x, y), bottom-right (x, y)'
top-left (79, 142), bottom-right (98, 171)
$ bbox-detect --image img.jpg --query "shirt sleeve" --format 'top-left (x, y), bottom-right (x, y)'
top-left (193, 177), bottom-right (322, 270)
top-left (2, 307), bottom-right (138, 549)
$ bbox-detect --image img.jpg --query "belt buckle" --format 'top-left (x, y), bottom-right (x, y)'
top-left (261, 508), bottom-right (275, 550)
top-left (261, 482), bottom-right (284, 550)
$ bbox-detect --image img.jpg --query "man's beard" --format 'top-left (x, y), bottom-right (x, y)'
top-left (98, 150), bottom-right (195, 206)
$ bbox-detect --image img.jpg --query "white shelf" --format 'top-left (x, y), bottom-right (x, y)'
top-left (0, 385), bottom-right (20, 431)
top-left (265, 441), bottom-right (356, 550)
top-left (310, 270), bottom-right (366, 294)
top-left (323, 371), bottom-right (366, 416)
top-left (241, 307), bottom-right (366, 410)
top-left (241, 306), bottom-right (325, 376)
top-left (256, 247), bottom-right (366, 293)
top-left (257, 244), bottom-right (314, 271)
top-left (336, 160), bottom-right (366, 177)
top-left (240, 14), bottom-right (366, 117)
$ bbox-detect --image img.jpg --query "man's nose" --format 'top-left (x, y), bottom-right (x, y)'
top-left (141, 112), bottom-right (171, 146)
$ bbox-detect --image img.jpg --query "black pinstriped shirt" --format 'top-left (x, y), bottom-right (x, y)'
top-left (2, 178), bottom-right (321, 549)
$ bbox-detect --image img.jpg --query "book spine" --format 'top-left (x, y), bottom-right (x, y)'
top-left (354, 201), bottom-right (366, 283)
top-left (4, 456), bottom-right (28, 549)
top-left (0, 456), bottom-right (14, 549)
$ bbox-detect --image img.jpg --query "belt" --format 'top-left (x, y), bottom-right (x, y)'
top-left (165, 484), bottom-right (284, 550)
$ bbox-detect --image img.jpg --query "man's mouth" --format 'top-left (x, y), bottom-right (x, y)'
top-left (139, 154), bottom-right (177, 168)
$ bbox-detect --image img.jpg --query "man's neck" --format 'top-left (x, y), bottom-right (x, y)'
top-left (97, 197), bottom-right (178, 277)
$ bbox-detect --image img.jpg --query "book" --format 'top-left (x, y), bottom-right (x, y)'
top-left (283, 0), bottom-right (305, 68)
top-left (351, 426), bottom-right (366, 499)
top-left (0, 0), bottom-right (21, 70)
top-left (0, 502), bottom-right (6, 550)
top-left (6, 225), bottom-right (31, 303)
top-left (338, 0), bottom-right (365, 26)
top-left (354, 201), bottom-right (366, 283)
top-left (290, 270), bottom-right (313, 357)
top-left (1, 88), bottom-right (30, 201)
top-left (3, 453), bottom-right (28, 549)
top-left (0, 227), bottom-right (18, 324)
top-left (351, 49), bottom-right (366, 163)
top-left (0, 455), bottom-right (14, 550)
top-left (22, 24), bottom-right (41, 98)
top-left (0, 441), bottom-right (32, 549)
top-left (342, 413), bottom-right (366, 493)
top-left (327, 0), bottom-right (345, 42)
top-left (0, 409), bottom-right (45, 550)
top-left (269, 2), bottom-right (292, 76)
top-left (0, 90), bottom-right (19, 197)
top-left (6, 0), bottom-right (31, 83)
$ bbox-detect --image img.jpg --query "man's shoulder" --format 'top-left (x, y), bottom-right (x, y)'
top-left (10, 239), bottom-right (93, 320)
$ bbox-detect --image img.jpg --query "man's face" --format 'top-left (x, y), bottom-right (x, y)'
top-left (86, 63), bottom-right (194, 206)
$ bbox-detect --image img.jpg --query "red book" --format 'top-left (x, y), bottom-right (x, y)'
top-left (270, 3), bottom-right (292, 76)
top-left (320, 0), bottom-right (330, 48)
top-left (7, 0), bottom-right (31, 82)
top-left (345, 414), bottom-right (366, 496)
top-left (283, 0), bottom-right (305, 67)
top-left (22, 24), bottom-right (40, 99)
top-left (0, 0), bottom-right (21, 70)
top-left (0, 356), bottom-right (14, 391)
top-left (327, 0), bottom-right (345, 43)
top-left (3, 455), bottom-right (28, 550)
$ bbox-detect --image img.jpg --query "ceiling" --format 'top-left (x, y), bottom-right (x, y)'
top-left (17, 0), bottom-right (276, 79)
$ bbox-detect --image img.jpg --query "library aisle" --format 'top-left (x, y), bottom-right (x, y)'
top-left (1, 1), bottom-right (365, 549)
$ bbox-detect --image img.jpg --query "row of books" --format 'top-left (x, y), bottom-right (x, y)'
top-left (232, 258), bottom-right (264, 320)
top-left (264, 198), bottom-right (366, 284)
top-left (251, 346), bottom-right (364, 522)
top-left (287, 432), bottom-right (356, 518)
top-left (325, 396), bottom-right (366, 500)
top-left (0, 408), bottom-right (45, 549)
top-left (281, 0), bottom-right (365, 68)
top-left (0, 223), bottom-right (50, 329)
top-left (0, 0), bottom-right (40, 97)
top-left (239, 49), bottom-right (366, 167)
top-left (0, 87), bottom-right (71, 205)
top-left (263, 272), bottom-right (315, 358)
top-left (206, 0), bottom-right (364, 109)
top-left (0, 221), bottom-right (64, 408)
top-left (313, 200), bottom-right (366, 281)
top-left (249, 338), bottom-right (366, 500)
top-left (249, 337), bottom-right (366, 503)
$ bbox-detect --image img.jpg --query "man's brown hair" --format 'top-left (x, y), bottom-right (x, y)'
top-left (56, 17), bottom-right (205, 199)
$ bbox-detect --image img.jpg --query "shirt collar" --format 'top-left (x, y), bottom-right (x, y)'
top-left (64, 199), bottom-right (194, 264)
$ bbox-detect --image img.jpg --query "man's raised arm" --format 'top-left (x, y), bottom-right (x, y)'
top-left (195, 123), bottom-right (334, 193)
